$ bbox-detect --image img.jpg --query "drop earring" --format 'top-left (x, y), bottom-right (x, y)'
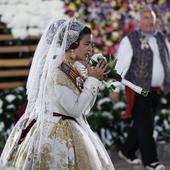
top-left (71, 49), bottom-right (76, 60)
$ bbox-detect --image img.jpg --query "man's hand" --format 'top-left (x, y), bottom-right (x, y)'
top-left (110, 91), bottom-right (120, 103)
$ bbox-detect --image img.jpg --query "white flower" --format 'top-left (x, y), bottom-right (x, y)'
top-left (113, 101), bottom-right (126, 110)
top-left (9, 13), bottom-right (30, 28)
top-left (153, 130), bottom-right (158, 140)
top-left (0, 122), bottom-right (5, 131)
top-left (97, 97), bottom-right (112, 110)
top-left (154, 115), bottom-right (159, 122)
top-left (161, 109), bottom-right (168, 114)
top-left (28, 16), bottom-right (42, 27)
top-left (0, 108), bottom-right (3, 115)
top-left (163, 120), bottom-right (170, 130)
top-left (161, 98), bottom-right (168, 104)
top-left (5, 94), bottom-right (16, 102)
top-left (102, 111), bottom-right (113, 119)
top-left (11, 28), bottom-right (27, 39)
top-left (90, 53), bottom-right (106, 65)
top-left (123, 132), bottom-right (128, 138)
top-left (112, 132), bottom-right (117, 137)
top-left (99, 83), bottom-right (105, 90)
top-left (101, 128), bottom-right (112, 146)
top-left (17, 95), bottom-right (23, 100)
top-left (28, 28), bottom-right (41, 36)
top-left (0, 99), bottom-right (3, 108)
top-left (112, 31), bottom-right (119, 39)
top-left (15, 86), bottom-right (24, 92)
top-left (119, 121), bottom-right (127, 129)
top-left (0, 11), bottom-right (14, 23)
top-left (155, 126), bottom-right (163, 132)
top-left (7, 104), bottom-right (15, 109)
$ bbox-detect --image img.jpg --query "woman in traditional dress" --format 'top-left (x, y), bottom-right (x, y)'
top-left (0, 18), bottom-right (115, 170)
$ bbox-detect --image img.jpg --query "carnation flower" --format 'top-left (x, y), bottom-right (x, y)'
top-left (0, 122), bottom-right (5, 132)
top-left (0, 99), bottom-right (3, 108)
top-left (5, 94), bottom-right (16, 102)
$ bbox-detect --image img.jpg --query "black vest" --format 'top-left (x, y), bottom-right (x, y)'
top-left (125, 30), bottom-right (170, 94)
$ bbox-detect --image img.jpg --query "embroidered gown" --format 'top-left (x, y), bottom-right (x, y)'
top-left (0, 65), bottom-right (115, 170)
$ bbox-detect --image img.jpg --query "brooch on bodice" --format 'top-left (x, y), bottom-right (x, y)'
top-left (139, 37), bottom-right (149, 50)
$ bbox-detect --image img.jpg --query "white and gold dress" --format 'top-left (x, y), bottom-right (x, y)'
top-left (0, 66), bottom-right (115, 170)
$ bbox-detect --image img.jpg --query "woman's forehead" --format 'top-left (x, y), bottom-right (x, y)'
top-left (81, 34), bottom-right (92, 41)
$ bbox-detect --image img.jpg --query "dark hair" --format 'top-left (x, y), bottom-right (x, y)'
top-left (67, 26), bottom-right (91, 50)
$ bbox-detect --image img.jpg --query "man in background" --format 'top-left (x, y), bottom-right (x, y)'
top-left (112, 7), bottom-right (170, 170)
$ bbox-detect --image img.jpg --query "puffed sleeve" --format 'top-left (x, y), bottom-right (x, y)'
top-left (55, 76), bottom-right (101, 118)
top-left (113, 36), bottom-right (133, 92)
top-left (115, 36), bottom-right (133, 77)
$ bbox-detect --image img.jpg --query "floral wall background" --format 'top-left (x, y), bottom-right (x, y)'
top-left (64, 0), bottom-right (170, 55)
top-left (0, 0), bottom-right (66, 39)
top-left (0, 0), bottom-right (170, 151)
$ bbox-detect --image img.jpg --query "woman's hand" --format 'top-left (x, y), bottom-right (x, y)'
top-left (88, 59), bottom-right (108, 80)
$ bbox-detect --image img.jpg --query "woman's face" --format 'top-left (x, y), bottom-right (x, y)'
top-left (74, 34), bottom-right (92, 66)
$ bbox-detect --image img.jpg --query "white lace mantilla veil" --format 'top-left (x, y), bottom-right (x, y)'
top-left (25, 17), bottom-right (86, 152)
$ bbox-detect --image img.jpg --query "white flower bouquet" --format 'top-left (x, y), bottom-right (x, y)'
top-left (90, 53), bottom-right (149, 96)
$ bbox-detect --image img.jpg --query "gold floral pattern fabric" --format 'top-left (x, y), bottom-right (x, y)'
top-left (1, 117), bottom-right (114, 170)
